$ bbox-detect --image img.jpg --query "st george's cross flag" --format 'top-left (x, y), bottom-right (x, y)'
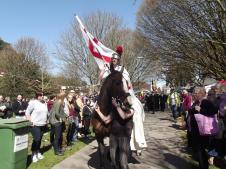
top-left (75, 15), bottom-right (115, 70)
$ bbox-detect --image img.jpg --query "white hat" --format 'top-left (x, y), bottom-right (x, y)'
top-left (70, 90), bottom-right (75, 93)
top-left (61, 86), bottom-right (67, 90)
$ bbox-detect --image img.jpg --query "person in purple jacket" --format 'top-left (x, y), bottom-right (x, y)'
top-left (189, 87), bottom-right (219, 169)
top-left (181, 90), bottom-right (192, 128)
top-left (214, 83), bottom-right (226, 159)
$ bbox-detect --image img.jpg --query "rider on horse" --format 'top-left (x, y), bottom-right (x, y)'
top-left (99, 45), bottom-right (132, 91)
top-left (98, 45), bottom-right (147, 156)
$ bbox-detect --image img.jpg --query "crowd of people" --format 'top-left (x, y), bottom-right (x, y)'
top-left (135, 82), bottom-right (226, 169)
top-left (167, 83), bottom-right (226, 169)
top-left (143, 91), bottom-right (168, 113)
top-left (0, 94), bottom-right (28, 119)
top-left (1, 82), bottom-right (226, 168)
top-left (0, 87), bottom-right (97, 163)
top-left (0, 45), bottom-right (148, 169)
top-left (1, 43), bottom-right (225, 169)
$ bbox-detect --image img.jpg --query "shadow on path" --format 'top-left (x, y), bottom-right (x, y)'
top-left (164, 153), bottom-right (197, 169)
top-left (87, 145), bottom-right (140, 169)
top-left (52, 112), bottom-right (203, 169)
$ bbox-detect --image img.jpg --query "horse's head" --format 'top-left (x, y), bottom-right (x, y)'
top-left (98, 70), bottom-right (130, 115)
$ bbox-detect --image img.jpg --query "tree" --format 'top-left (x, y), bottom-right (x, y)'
top-left (128, 31), bottom-right (161, 83)
top-left (137, 0), bottom-right (226, 85)
top-left (57, 11), bottom-right (157, 86)
top-left (0, 39), bottom-right (9, 50)
top-left (104, 28), bottom-right (156, 83)
top-left (14, 37), bottom-right (50, 68)
top-left (57, 11), bottom-right (124, 85)
top-left (14, 37), bottom-right (52, 93)
top-left (0, 45), bottom-right (41, 98)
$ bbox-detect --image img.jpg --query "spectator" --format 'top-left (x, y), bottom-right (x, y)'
top-left (159, 92), bottom-right (167, 112)
top-left (47, 94), bottom-right (56, 145)
top-left (167, 89), bottom-right (180, 120)
top-left (181, 90), bottom-right (192, 128)
top-left (212, 83), bottom-right (226, 161)
top-left (66, 94), bottom-right (77, 146)
top-left (182, 90), bottom-right (192, 113)
top-left (69, 90), bottom-right (76, 97)
top-left (147, 92), bottom-right (155, 114)
top-left (4, 96), bottom-right (13, 118)
top-left (75, 94), bottom-right (84, 123)
top-left (12, 94), bottom-right (27, 119)
top-left (47, 94), bottom-right (56, 112)
top-left (72, 95), bottom-right (81, 141)
top-left (82, 99), bottom-right (93, 138)
top-left (60, 86), bottom-right (67, 95)
top-left (43, 96), bottom-right (48, 103)
top-left (189, 87), bottom-right (218, 169)
top-left (154, 91), bottom-right (160, 111)
top-left (49, 93), bottom-right (67, 156)
top-left (59, 86), bottom-right (70, 149)
top-left (0, 95), bottom-right (10, 119)
top-left (25, 92), bottom-right (48, 163)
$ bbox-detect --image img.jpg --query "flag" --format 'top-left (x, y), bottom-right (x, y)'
top-left (76, 15), bottom-right (115, 70)
top-left (219, 79), bottom-right (226, 85)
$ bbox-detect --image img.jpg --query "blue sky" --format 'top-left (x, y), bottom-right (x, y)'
top-left (0, 0), bottom-right (141, 50)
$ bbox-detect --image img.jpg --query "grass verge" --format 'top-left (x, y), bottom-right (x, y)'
top-left (27, 130), bottom-right (94, 169)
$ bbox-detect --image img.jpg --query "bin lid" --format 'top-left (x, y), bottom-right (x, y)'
top-left (0, 118), bottom-right (32, 129)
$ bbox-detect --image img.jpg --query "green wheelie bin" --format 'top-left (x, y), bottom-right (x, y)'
top-left (0, 118), bottom-right (32, 169)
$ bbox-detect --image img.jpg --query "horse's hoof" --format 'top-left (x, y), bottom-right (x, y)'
top-left (110, 162), bottom-right (119, 169)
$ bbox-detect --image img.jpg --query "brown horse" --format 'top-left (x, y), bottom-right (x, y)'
top-left (92, 70), bottom-right (132, 169)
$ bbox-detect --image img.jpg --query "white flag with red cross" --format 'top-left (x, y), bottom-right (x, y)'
top-left (76, 15), bottom-right (115, 70)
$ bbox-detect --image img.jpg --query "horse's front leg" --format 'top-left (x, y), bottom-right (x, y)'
top-left (97, 138), bottom-right (105, 169)
top-left (110, 134), bottom-right (119, 169)
top-left (118, 137), bottom-right (130, 169)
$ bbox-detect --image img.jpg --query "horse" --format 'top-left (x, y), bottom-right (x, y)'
top-left (91, 70), bottom-right (133, 169)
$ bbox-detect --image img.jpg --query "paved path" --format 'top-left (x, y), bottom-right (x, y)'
top-left (52, 112), bottom-right (195, 169)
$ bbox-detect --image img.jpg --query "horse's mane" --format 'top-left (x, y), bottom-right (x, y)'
top-left (92, 70), bottom-right (129, 137)
top-left (98, 71), bottom-right (123, 116)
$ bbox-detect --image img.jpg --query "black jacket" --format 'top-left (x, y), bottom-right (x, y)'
top-left (12, 100), bottom-right (28, 116)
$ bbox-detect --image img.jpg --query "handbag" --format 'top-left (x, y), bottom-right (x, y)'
top-left (194, 114), bottom-right (219, 136)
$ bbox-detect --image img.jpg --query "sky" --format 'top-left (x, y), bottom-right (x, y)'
top-left (0, 0), bottom-right (141, 51)
top-left (0, 0), bottom-right (167, 88)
